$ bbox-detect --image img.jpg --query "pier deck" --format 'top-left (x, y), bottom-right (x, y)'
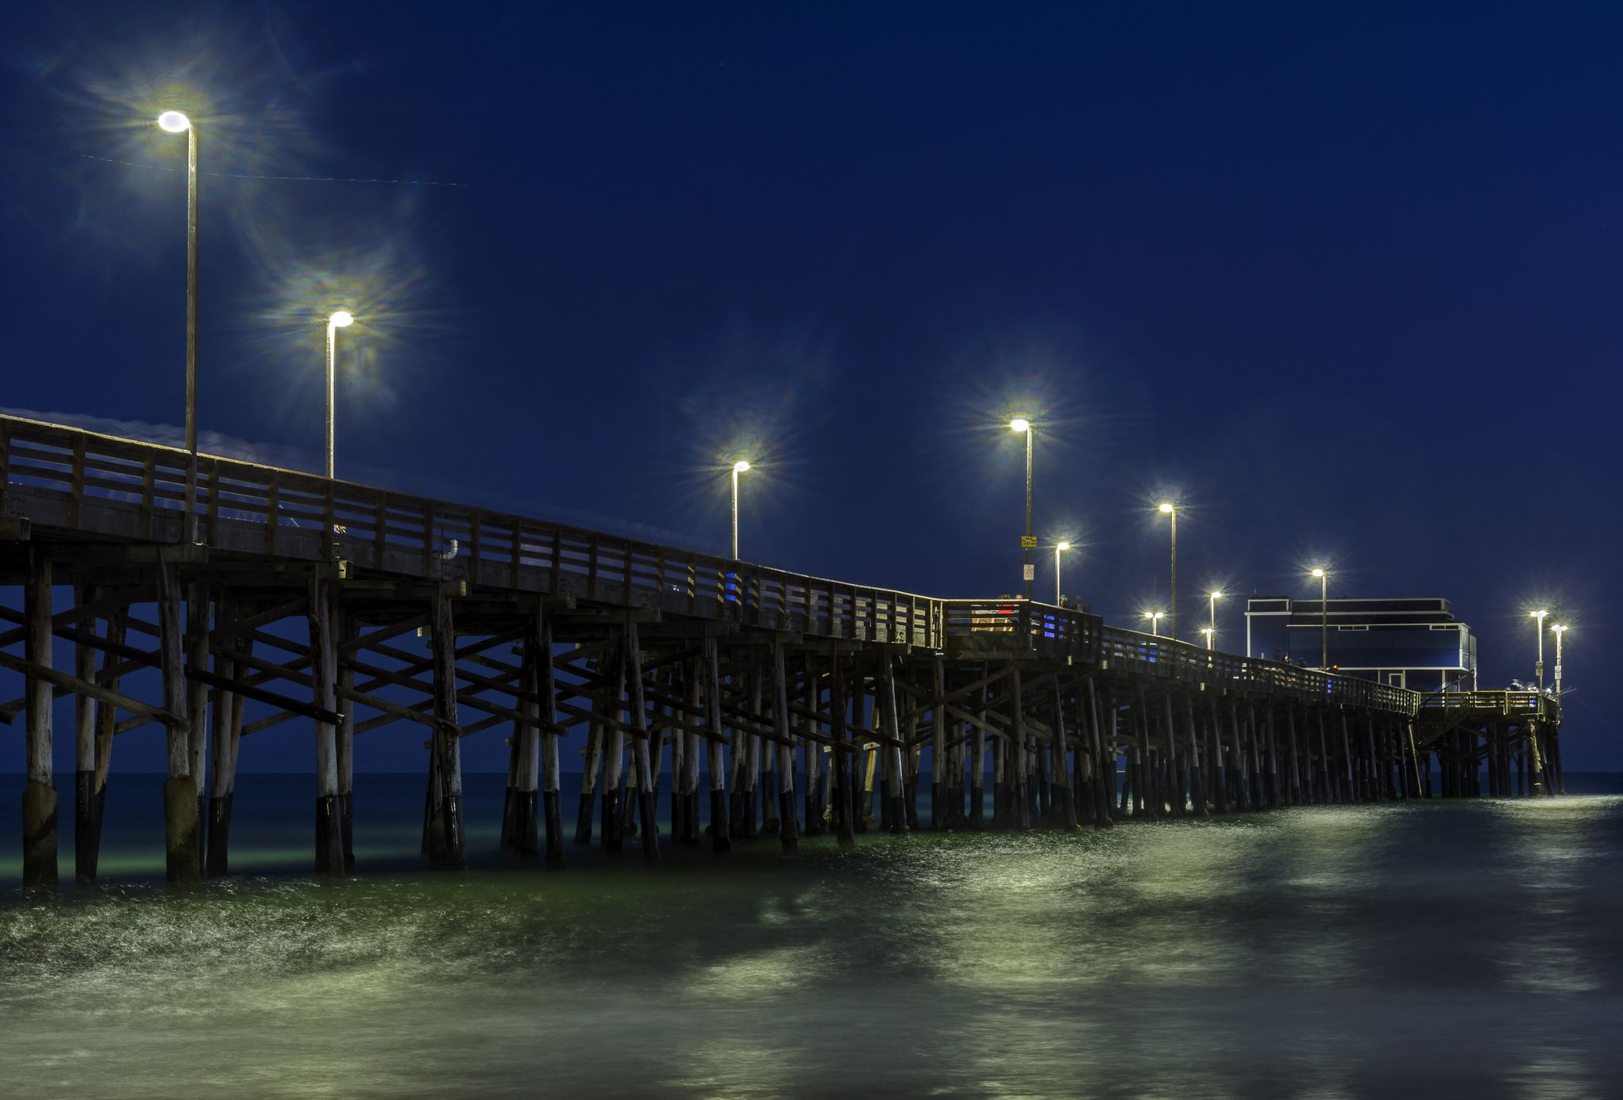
top-left (0, 414), bottom-right (1562, 885)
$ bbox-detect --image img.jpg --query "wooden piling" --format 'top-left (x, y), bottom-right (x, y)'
top-left (772, 639), bottom-right (799, 851)
top-left (423, 591), bottom-right (465, 869)
top-left (830, 647), bottom-right (855, 847)
top-left (970, 678), bottom-right (987, 830)
top-left (500, 609), bottom-right (542, 859)
top-left (158, 562), bottom-right (199, 883)
top-left (1134, 687), bottom-right (1156, 820)
top-left (1052, 678), bottom-right (1079, 830)
top-left (1086, 676), bottom-right (1112, 828)
top-left (877, 650), bottom-right (908, 835)
top-left (1184, 695), bottom-right (1205, 816)
top-left (205, 599), bottom-right (240, 878)
top-left (682, 658), bottom-right (704, 845)
top-left (22, 552), bottom-right (56, 888)
top-left (576, 656), bottom-right (604, 844)
top-left (537, 610), bottom-right (565, 866)
top-left (89, 606), bottom-right (124, 876)
top-left (336, 613), bottom-right (356, 869)
top-left (704, 632), bottom-right (731, 852)
top-left (601, 642), bottom-right (627, 853)
top-left (310, 581), bottom-right (345, 875)
top-left (185, 580), bottom-right (211, 873)
top-left (803, 656), bottom-right (824, 836)
top-left (72, 583), bottom-right (99, 883)
top-left (1207, 696), bottom-right (1228, 815)
top-left (624, 615), bottom-right (658, 861)
top-left (1009, 665), bottom-right (1031, 829)
top-left (1163, 693), bottom-right (1185, 817)
top-left (930, 655), bottom-right (947, 829)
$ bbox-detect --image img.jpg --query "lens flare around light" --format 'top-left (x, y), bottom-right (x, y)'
top-left (157, 110), bottom-right (191, 133)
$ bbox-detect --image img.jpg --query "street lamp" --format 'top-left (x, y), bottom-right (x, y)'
top-left (1053, 541), bottom-right (1070, 605)
top-left (1529, 609), bottom-right (1548, 690)
top-left (1551, 623), bottom-right (1567, 697)
top-left (1142, 609), bottom-right (1164, 637)
top-left (157, 110), bottom-right (199, 542)
top-left (1310, 567), bottom-right (1329, 670)
top-left (1011, 418), bottom-right (1034, 599)
top-left (1199, 626), bottom-right (1214, 649)
top-left (324, 311), bottom-right (354, 479)
top-left (730, 460), bottom-right (750, 559)
top-left (1207, 590), bottom-right (1223, 647)
top-left (1158, 502), bottom-right (1177, 638)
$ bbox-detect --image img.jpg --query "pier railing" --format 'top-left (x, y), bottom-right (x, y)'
top-left (936, 598), bottom-right (1418, 714)
top-left (0, 414), bottom-right (937, 644)
top-left (1420, 690), bottom-right (1558, 721)
top-left (0, 414), bottom-right (1420, 715)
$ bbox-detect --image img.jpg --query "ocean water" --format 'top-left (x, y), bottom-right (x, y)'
top-left (3, 774), bottom-right (1622, 1098)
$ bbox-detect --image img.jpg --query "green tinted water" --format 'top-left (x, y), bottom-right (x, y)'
top-left (4, 784), bottom-right (1621, 1097)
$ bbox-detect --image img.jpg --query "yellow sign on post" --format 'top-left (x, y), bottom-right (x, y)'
top-left (1019, 535), bottom-right (1038, 549)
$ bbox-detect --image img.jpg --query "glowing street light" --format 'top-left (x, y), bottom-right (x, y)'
top-left (324, 311), bottom-right (354, 479)
top-left (1142, 609), bottom-right (1164, 637)
top-left (1010, 418), bottom-right (1034, 599)
top-left (1158, 502), bottom-right (1177, 638)
top-left (1310, 567), bottom-right (1329, 670)
top-left (157, 110), bottom-right (199, 541)
top-left (1551, 623), bottom-right (1568, 698)
top-left (1529, 608), bottom-right (1548, 690)
top-left (1207, 590), bottom-right (1223, 648)
top-left (1053, 541), bottom-right (1071, 605)
top-left (730, 460), bottom-right (751, 559)
top-left (1199, 626), bottom-right (1214, 649)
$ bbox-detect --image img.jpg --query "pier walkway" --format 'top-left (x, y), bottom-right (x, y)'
top-left (0, 414), bottom-right (1563, 885)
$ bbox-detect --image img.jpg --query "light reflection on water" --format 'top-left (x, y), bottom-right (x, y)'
top-left (3, 779), bottom-right (1623, 1098)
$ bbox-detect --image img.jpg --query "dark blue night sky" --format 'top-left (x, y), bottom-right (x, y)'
top-left (2, 2), bottom-right (1617, 769)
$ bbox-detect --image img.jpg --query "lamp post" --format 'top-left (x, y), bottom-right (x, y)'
top-left (1053, 541), bottom-right (1070, 605)
top-left (1551, 623), bottom-right (1567, 697)
top-left (1310, 567), bottom-right (1329, 670)
top-left (1142, 609), bottom-right (1164, 637)
top-left (1207, 590), bottom-right (1223, 648)
top-left (1158, 502), bottom-right (1177, 638)
top-left (324, 311), bottom-right (354, 479)
top-left (158, 110), bottom-right (198, 542)
top-left (730, 460), bottom-right (750, 559)
top-left (1529, 609), bottom-right (1548, 691)
top-left (1011, 418), bottom-right (1034, 599)
top-left (1200, 626), bottom-right (1214, 649)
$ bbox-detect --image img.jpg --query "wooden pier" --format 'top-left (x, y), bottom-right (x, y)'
top-left (0, 414), bottom-right (1564, 886)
